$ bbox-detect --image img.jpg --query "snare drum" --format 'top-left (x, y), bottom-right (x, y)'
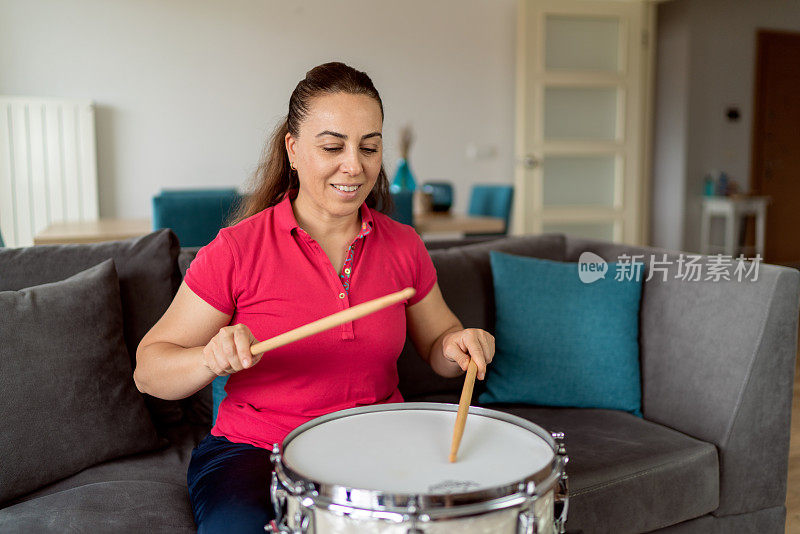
top-left (266, 402), bottom-right (568, 534)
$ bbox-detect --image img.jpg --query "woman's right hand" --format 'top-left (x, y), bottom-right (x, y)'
top-left (201, 324), bottom-right (260, 377)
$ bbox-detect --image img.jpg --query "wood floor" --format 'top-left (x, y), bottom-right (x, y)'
top-left (786, 359), bottom-right (800, 534)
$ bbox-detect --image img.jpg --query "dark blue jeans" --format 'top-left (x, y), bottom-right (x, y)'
top-left (187, 434), bottom-right (276, 533)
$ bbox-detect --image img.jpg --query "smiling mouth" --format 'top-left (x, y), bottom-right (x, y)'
top-left (331, 184), bottom-right (361, 193)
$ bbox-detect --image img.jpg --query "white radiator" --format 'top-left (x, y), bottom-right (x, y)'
top-left (0, 96), bottom-right (98, 247)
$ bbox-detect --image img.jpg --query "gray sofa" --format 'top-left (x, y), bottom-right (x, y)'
top-left (0, 229), bottom-right (797, 533)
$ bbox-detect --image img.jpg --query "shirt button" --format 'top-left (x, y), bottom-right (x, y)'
top-left (338, 292), bottom-right (346, 299)
top-left (344, 268), bottom-right (351, 275)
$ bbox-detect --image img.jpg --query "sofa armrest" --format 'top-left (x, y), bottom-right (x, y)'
top-left (642, 264), bottom-right (798, 515)
top-left (565, 237), bottom-right (800, 516)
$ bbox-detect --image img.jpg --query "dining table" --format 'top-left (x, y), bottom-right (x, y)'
top-left (32, 211), bottom-right (507, 245)
top-left (33, 218), bottom-right (152, 245)
top-left (413, 211), bottom-right (505, 235)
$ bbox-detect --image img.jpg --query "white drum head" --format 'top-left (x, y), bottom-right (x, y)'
top-left (283, 408), bottom-right (554, 495)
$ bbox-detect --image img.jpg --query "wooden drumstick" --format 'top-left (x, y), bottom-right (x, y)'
top-left (449, 359), bottom-right (478, 463)
top-left (249, 287), bottom-right (416, 356)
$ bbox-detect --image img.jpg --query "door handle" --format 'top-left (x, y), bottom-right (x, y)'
top-left (520, 155), bottom-right (539, 169)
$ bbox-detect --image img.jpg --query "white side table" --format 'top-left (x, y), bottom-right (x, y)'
top-left (700, 196), bottom-right (769, 257)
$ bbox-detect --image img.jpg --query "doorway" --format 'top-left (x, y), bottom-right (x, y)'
top-left (750, 30), bottom-right (800, 265)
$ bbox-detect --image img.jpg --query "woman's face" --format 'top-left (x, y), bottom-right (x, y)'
top-left (286, 92), bottom-right (383, 220)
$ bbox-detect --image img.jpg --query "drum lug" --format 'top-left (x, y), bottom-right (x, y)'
top-left (270, 443), bottom-right (282, 463)
top-left (270, 445), bottom-right (287, 517)
top-left (268, 445), bottom-right (313, 534)
top-left (552, 433), bottom-right (569, 534)
top-left (272, 444), bottom-right (308, 496)
top-left (554, 473), bottom-right (569, 534)
top-left (404, 496), bottom-right (424, 534)
top-left (517, 509), bottom-right (538, 534)
top-left (267, 469), bottom-right (290, 533)
top-left (299, 497), bottom-right (315, 531)
top-left (264, 490), bottom-right (312, 534)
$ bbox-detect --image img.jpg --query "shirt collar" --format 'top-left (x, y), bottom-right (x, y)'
top-left (275, 189), bottom-right (375, 235)
top-left (275, 189), bottom-right (300, 233)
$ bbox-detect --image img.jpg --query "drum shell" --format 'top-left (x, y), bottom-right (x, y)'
top-left (283, 487), bottom-right (555, 533)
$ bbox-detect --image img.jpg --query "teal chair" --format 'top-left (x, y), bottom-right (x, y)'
top-left (388, 190), bottom-right (414, 226)
top-left (467, 184), bottom-right (514, 236)
top-left (152, 188), bottom-right (243, 247)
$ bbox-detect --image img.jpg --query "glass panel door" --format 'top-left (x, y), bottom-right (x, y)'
top-left (514, 0), bottom-right (651, 244)
top-left (544, 86), bottom-right (619, 140)
top-left (546, 15), bottom-right (621, 72)
top-left (542, 154), bottom-right (618, 207)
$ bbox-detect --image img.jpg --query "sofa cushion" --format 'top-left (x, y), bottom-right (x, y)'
top-left (0, 229), bottom-right (183, 427)
top-left (0, 260), bottom-right (163, 504)
top-left (483, 405), bottom-right (719, 534)
top-left (6, 422), bottom-right (206, 507)
top-left (0, 480), bottom-right (195, 534)
top-left (0, 423), bottom-right (206, 532)
top-left (397, 234), bottom-right (566, 399)
top-left (178, 247), bottom-right (202, 278)
top-left (479, 252), bottom-right (643, 415)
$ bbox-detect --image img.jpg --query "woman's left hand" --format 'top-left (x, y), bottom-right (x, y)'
top-left (441, 328), bottom-right (495, 380)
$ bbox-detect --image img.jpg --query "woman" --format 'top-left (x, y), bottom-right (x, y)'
top-left (134, 62), bottom-right (495, 533)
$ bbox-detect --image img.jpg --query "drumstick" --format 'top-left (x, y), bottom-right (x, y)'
top-left (249, 287), bottom-right (416, 356)
top-left (449, 359), bottom-right (478, 463)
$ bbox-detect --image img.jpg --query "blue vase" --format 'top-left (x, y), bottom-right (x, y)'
top-left (391, 158), bottom-right (416, 193)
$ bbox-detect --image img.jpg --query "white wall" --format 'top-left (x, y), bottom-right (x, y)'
top-left (0, 0), bottom-right (516, 218)
top-left (652, 0), bottom-right (800, 253)
top-left (650, 0), bottom-right (689, 252)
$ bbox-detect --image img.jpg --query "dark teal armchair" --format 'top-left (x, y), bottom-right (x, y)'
top-left (388, 190), bottom-right (414, 227)
top-left (152, 188), bottom-right (243, 247)
top-left (467, 184), bottom-right (514, 236)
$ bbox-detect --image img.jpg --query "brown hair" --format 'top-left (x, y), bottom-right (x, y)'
top-left (227, 62), bottom-right (392, 225)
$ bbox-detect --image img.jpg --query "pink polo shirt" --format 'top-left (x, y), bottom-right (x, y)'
top-left (184, 192), bottom-right (437, 448)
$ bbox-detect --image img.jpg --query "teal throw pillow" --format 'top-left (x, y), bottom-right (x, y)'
top-left (479, 251), bottom-right (644, 416)
top-left (212, 375), bottom-right (229, 425)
